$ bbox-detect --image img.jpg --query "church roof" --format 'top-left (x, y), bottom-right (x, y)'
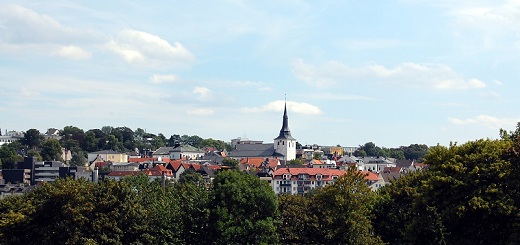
top-left (228, 144), bottom-right (277, 158)
top-left (274, 101), bottom-right (295, 140)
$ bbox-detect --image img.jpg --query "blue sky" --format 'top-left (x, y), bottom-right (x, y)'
top-left (1, 0), bottom-right (519, 148)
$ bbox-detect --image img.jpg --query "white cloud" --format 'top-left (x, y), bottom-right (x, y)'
top-left (242, 100), bottom-right (322, 115)
top-left (54, 45), bottom-right (91, 60)
top-left (0, 5), bottom-right (97, 60)
top-left (479, 91), bottom-right (501, 100)
top-left (449, 115), bottom-right (520, 130)
top-left (292, 59), bottom-right (487, 90)
top-left (192, 87), bottom-right (212, 100)
top-left (187, 108), bottom-right (214, 116)
top-left (149, 74), bottom-right (179, 84)
top-left (20, 87), bottom-right (39, 97)
top-left (106, 29), bottom-right (195, 66)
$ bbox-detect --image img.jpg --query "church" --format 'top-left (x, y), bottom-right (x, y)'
top-left (228, 101), bottom-right (296, 162)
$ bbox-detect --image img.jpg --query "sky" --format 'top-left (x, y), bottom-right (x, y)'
top-left (1, 0), bottom-right (519, 148)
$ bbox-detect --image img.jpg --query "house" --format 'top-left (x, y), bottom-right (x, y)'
top-left (169, 145), bottom-right (205, 160)
top-left (0, 130), bottom-right (24, 146)
top-left (109, 162), bottom-right (140, 172)
top-left (142, 165), bottom-right (173, 181)
top-left (358, 157), bottom-right (396, 173)
top-left (272, 168), bottom-right (347, 195)
top-left (152, 147), bottom-right (175, 159)
top-left (310, 159), bottom-right (337, 169)
top-left (166, 160), bottom-right (187, 179)
top-left (87, 150), bottom-right (128, 163)
top-left (43, 128), bottom-right (62, 140)
top-left (364, 171), bottom-right (385, 191)
top-left (239, 158), bottom-right (280, 172)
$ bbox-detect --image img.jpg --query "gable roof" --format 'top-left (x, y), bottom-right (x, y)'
top-left (228, 144), bottom-right (276, 158)
top-left (172, 145), bottom-right (204, 153)
top-left (153, 147), bottom-right (175, 155)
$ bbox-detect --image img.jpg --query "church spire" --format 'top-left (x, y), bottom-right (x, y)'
top-left (274, 99), bottom-right (295, 140)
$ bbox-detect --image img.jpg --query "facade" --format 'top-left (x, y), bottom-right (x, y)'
top-left (0, 130), bottom-right (24, 146)
top-left (272, 168), bottom-right (346, 195)
top-left (273, 102), bottom-right (296, 161)
top-left (87, 150), bottom-right (128, 163)
top-left (169, 145), bottom-right (205, 160)
top-left (33, 161), bottom-right (66, 184)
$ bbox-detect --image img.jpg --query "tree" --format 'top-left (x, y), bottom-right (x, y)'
top-left (69, 150), bottom-right (87, 167)
top-left (222, 157), bottom-right (239, 170)
top-left (40, 139), bottom-right (63, 161)
top-left (313, 151), bottom-right (323, 160)
top-left (209, 170), bottom-right (279, 244)
top-left (375, 139), bottom-right (519, 244)
top-left (178, 168), bottom-right (203, 184)
top-left (26, 149), bottom-right (43, 161)
top-left (0, 144), bottom-right (22, 169)
top-left (403, 144), bottom-right (429, 161)
top-left (288, 158), bottom-right (304, 165)
top-left (101, 126), bottom-right (113, 135)
top-left (308, 168), bottom-right (383, 244)
top-left (277, 194), bottom-right (312, 244)
top-left (82, 131), bottom-right (99, 152)
top-left (22, 129), bottom-right (43, 150)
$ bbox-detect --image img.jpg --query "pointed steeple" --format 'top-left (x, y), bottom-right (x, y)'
top-left (274, 100), bottom-right (295, 140)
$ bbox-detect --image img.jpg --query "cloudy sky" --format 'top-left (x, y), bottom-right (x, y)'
top-left (1, 1), bottom-right (519, 148)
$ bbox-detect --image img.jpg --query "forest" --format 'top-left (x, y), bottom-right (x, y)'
top-left (0, 125), bottom-right (519, 244)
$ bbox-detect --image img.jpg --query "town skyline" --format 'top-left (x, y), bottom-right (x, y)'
top-left (1, 1), bottom-right (519, 148)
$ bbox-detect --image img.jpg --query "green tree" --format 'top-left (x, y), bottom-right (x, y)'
top-left (277, 194), bottom-right (312, 244)
top-left (222, 157), bottom-right (239, 170)
top-left (26, 149), bottom-right (43, 161)
top-left (40, 139), bottom-right (63, 161)
top-left (22, 129), bottom-right (43, 150)
top-left (69, 150), bottom-right (87, 167)
top-left (375, 139), bottom-right (519, 244)
top-left (175, 181), bottom-right (211, 244)
top-left (0, 144), bottom-right (22, 169)
top-left (313, 151), bottom-right (323, 160)
top-left (209, 170), bottom-right (279, 244)
top-left (309, 168), bottom-right (383, 244)
top-left (82, 131), bottom-right (99, 152)
top-left (288, 158), bottom-right (304, 165)
top-left (403, 144), bottom-right (429, 161)
top-left (178, 168), bottom-right (203, 184)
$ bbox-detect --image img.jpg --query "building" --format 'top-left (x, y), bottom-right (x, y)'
top-left (229, 101), bottom-right (297, 162)
top-left (33, 161), bottom-right (66, 184)
top-left (272, 168), bottom-right (346, 195)
top-left (87, 150), bottom-right (128, 163)
top-left (274, 101), bottom-right (296, 161)
top-left (0, 130), bottom-right (24, 146)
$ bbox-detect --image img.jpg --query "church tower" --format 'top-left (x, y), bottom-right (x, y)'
top-left (274, 100), bottom-right (296, 161)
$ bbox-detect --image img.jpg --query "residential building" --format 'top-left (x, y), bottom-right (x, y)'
top-left (0, 130), bottom-right (24, 146)
top-left (272, 168), bottom-right (346, 195)
top-left (87, 150), bottom-right (128, 163)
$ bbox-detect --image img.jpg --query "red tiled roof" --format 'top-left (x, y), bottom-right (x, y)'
top-left (95, 161), bottom-right (110, 169)
top-left (362, 171), bottom-right (380, 181)
top-left (273, 168), bottom-right (380, 182)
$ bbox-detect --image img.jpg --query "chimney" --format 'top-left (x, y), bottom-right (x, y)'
top-left (92, 167), bottom-right (99, 183)
top-left (161, 171), bottom-right (166, 190)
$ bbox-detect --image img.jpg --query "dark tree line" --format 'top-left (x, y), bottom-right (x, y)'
top-left (354, 141), bottom-right (429, 161)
